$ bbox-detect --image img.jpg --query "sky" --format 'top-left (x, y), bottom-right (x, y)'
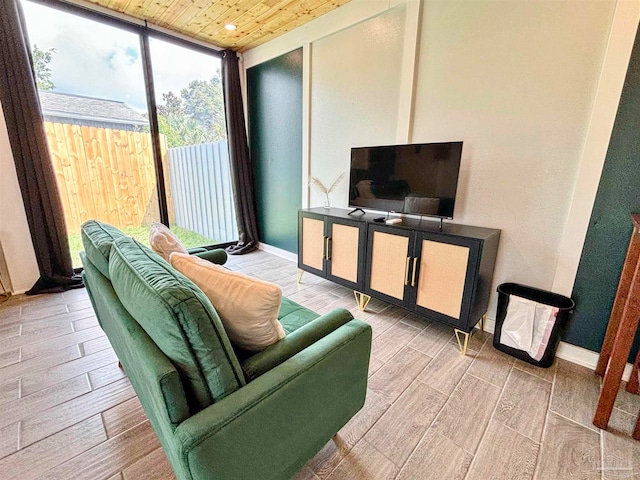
top-left (21, 0), bottom-right (222, 113)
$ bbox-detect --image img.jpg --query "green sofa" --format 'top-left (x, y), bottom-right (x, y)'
top-left (79, 220), bottom-right (372, 480)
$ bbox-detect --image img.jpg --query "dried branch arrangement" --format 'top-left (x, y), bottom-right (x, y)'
top-left (309, 173), bottom-right (345, 208)
top-left (309, 172), bottom-right (345, 194)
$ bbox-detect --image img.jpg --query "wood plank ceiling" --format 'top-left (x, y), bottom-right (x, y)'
top-left (85, 0), bottom-right (352, 51)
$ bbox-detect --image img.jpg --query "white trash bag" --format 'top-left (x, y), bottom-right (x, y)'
top-left (500, 295), bottom-right (559, 360)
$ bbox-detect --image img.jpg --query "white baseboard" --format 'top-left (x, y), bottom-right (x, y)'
top-left (257, 242), bottom-right (298, 263)
top-left (479, 316), bottom-right (632, 381)
top-left (555, 342), bottom-right (633, 382)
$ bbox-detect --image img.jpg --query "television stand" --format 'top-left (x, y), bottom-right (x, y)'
top-left (297, 207), bottom-right (501, 354)
top-left (347, 207), bottom-right (365, 216)
top-left (298, 207), bottom-right (500, 352)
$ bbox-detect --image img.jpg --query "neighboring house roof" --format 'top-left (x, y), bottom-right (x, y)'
top-left (39, 91), bottom-right (147, 126)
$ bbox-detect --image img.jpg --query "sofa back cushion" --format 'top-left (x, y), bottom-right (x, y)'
top-left (80, 220), bottom-right (126, 279)
top-left (109, 237), bottom-right (245, 413)
top-left (81, 251), bottom-right (190, 427)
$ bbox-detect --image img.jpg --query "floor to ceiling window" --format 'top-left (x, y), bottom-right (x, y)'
top-left (20, 0), bottom-right (237, 267)
top-left (149, 37), bottom-right (238, 247)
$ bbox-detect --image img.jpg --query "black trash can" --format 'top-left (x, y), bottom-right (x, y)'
top-left (493, 283), bottom-right (575, 368)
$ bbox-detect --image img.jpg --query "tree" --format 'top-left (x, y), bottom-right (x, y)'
top-left (158, 114), bottom-right (211, 147)
top-left (156, 70), bottom-right (226, 148)
top-left (180, 76), bottom-right (226, 141)
top-left (32, 44), bottom-right (56, 91)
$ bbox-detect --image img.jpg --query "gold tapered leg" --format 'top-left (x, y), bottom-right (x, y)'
top-left (0, 275), bottom-right (8, 303)
top-left (353, 291), bottom-right (371, 311)
top-left (297, 269), bottom-right (304, 283)
top-left (479, 314), bottom-right (487, 333)
top-left (454, 329), bottom-right (470, 355)
top-left (0, 275), bottom-right (8, 296)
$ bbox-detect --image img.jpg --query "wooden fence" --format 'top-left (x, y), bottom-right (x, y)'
top-left (44, 122), bottom-right (174, 232)
top-left (44, 123), bottom-right (237, 244)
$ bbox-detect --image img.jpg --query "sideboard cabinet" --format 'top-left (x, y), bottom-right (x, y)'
top-left (298, 208), bottom-right (501, 353)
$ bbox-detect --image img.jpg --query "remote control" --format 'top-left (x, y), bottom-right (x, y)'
top-left (373, 217), bottom-right (386, 222)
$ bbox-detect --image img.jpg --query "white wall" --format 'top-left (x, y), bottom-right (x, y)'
top-left (411, 0), bottom-right (615, 301)
top-left (244, 0), bottom-right (632, 322)
top-left (0, 101), bottom-right (39, 294)
top-left (552, 0), bottom-right (640, 296)
top-left (309, 6), bottom-right (406, 207)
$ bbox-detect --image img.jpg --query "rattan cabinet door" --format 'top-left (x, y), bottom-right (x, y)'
top-left (299, 214), bottom-right (326, 276)
top-left (326, 218), bottom-right (366, 290)
top-left (365, 225), bottom-right (414, 307)
top-left (415, 240), bottom-right (469, 320)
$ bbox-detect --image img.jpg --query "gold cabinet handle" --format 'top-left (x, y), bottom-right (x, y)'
top-left (325, 237), bottom-right (331, 260)
top-left (405, 256), bottom-right (411, 285)
top-left (411, 257), bottom-right (418, 287)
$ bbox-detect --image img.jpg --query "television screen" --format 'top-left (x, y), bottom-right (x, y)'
top-left (349, 142), bottom-right (463, 219)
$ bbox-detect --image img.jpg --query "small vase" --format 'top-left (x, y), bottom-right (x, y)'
top-left (323, 194), bottom-right (331, 209)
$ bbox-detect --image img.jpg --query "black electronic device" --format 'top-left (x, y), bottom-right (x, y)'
top-left (348, 142), bottom-right (463, 219)
top-left (373, 216), bottom-right (386, 223)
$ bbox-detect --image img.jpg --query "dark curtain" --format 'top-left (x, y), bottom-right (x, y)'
top-left (0, 0), bottom-right (82, 294)
top-left (221, 49), bottom-right (259, 255)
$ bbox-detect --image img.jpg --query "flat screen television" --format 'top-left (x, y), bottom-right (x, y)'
top-left (349, 141), bottom-right (463, 219)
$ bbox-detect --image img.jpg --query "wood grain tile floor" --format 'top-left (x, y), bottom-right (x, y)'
top-left (1, 249), bottom-right (639, 479)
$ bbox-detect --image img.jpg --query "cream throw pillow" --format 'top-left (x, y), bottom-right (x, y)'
top-left (170, 252), bottom-right (286, 351)
top-left (149, 223), bottom-right (188, 262)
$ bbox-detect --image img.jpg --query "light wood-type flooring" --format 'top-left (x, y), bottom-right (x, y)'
top-left (1, 250), bottom-right (639, 479)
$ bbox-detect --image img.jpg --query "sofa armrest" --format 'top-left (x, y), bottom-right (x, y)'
top-left (241, 308), bottom-right (354, 380)
top-left (173, 319), bottom-right (371, 480)
top-left (192, 248), bottom-right (227, 265)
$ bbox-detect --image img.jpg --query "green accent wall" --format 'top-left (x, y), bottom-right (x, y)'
top-left (569, 27), bottom-right (640, 362)
top-left (247, 49), bottom-right (303, 253)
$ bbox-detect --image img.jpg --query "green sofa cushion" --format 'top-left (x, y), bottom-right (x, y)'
top-left (234, 298), bottom-right (353, 380)
top-left (241, 307), bottom-right (355, 381)
top-left (233, 297), bottom-right (318, 364)
top-left (108, 237), bottom-right (245, 414)
top-left (278, 297), bottom-right (322, 334)
top-left (80, 220), bottom-right (126, 279)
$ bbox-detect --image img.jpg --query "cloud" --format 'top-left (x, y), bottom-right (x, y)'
top-left (22, 0), bottom-right (222, 112)
top-left (149, 38), bottom-right (222, 100)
